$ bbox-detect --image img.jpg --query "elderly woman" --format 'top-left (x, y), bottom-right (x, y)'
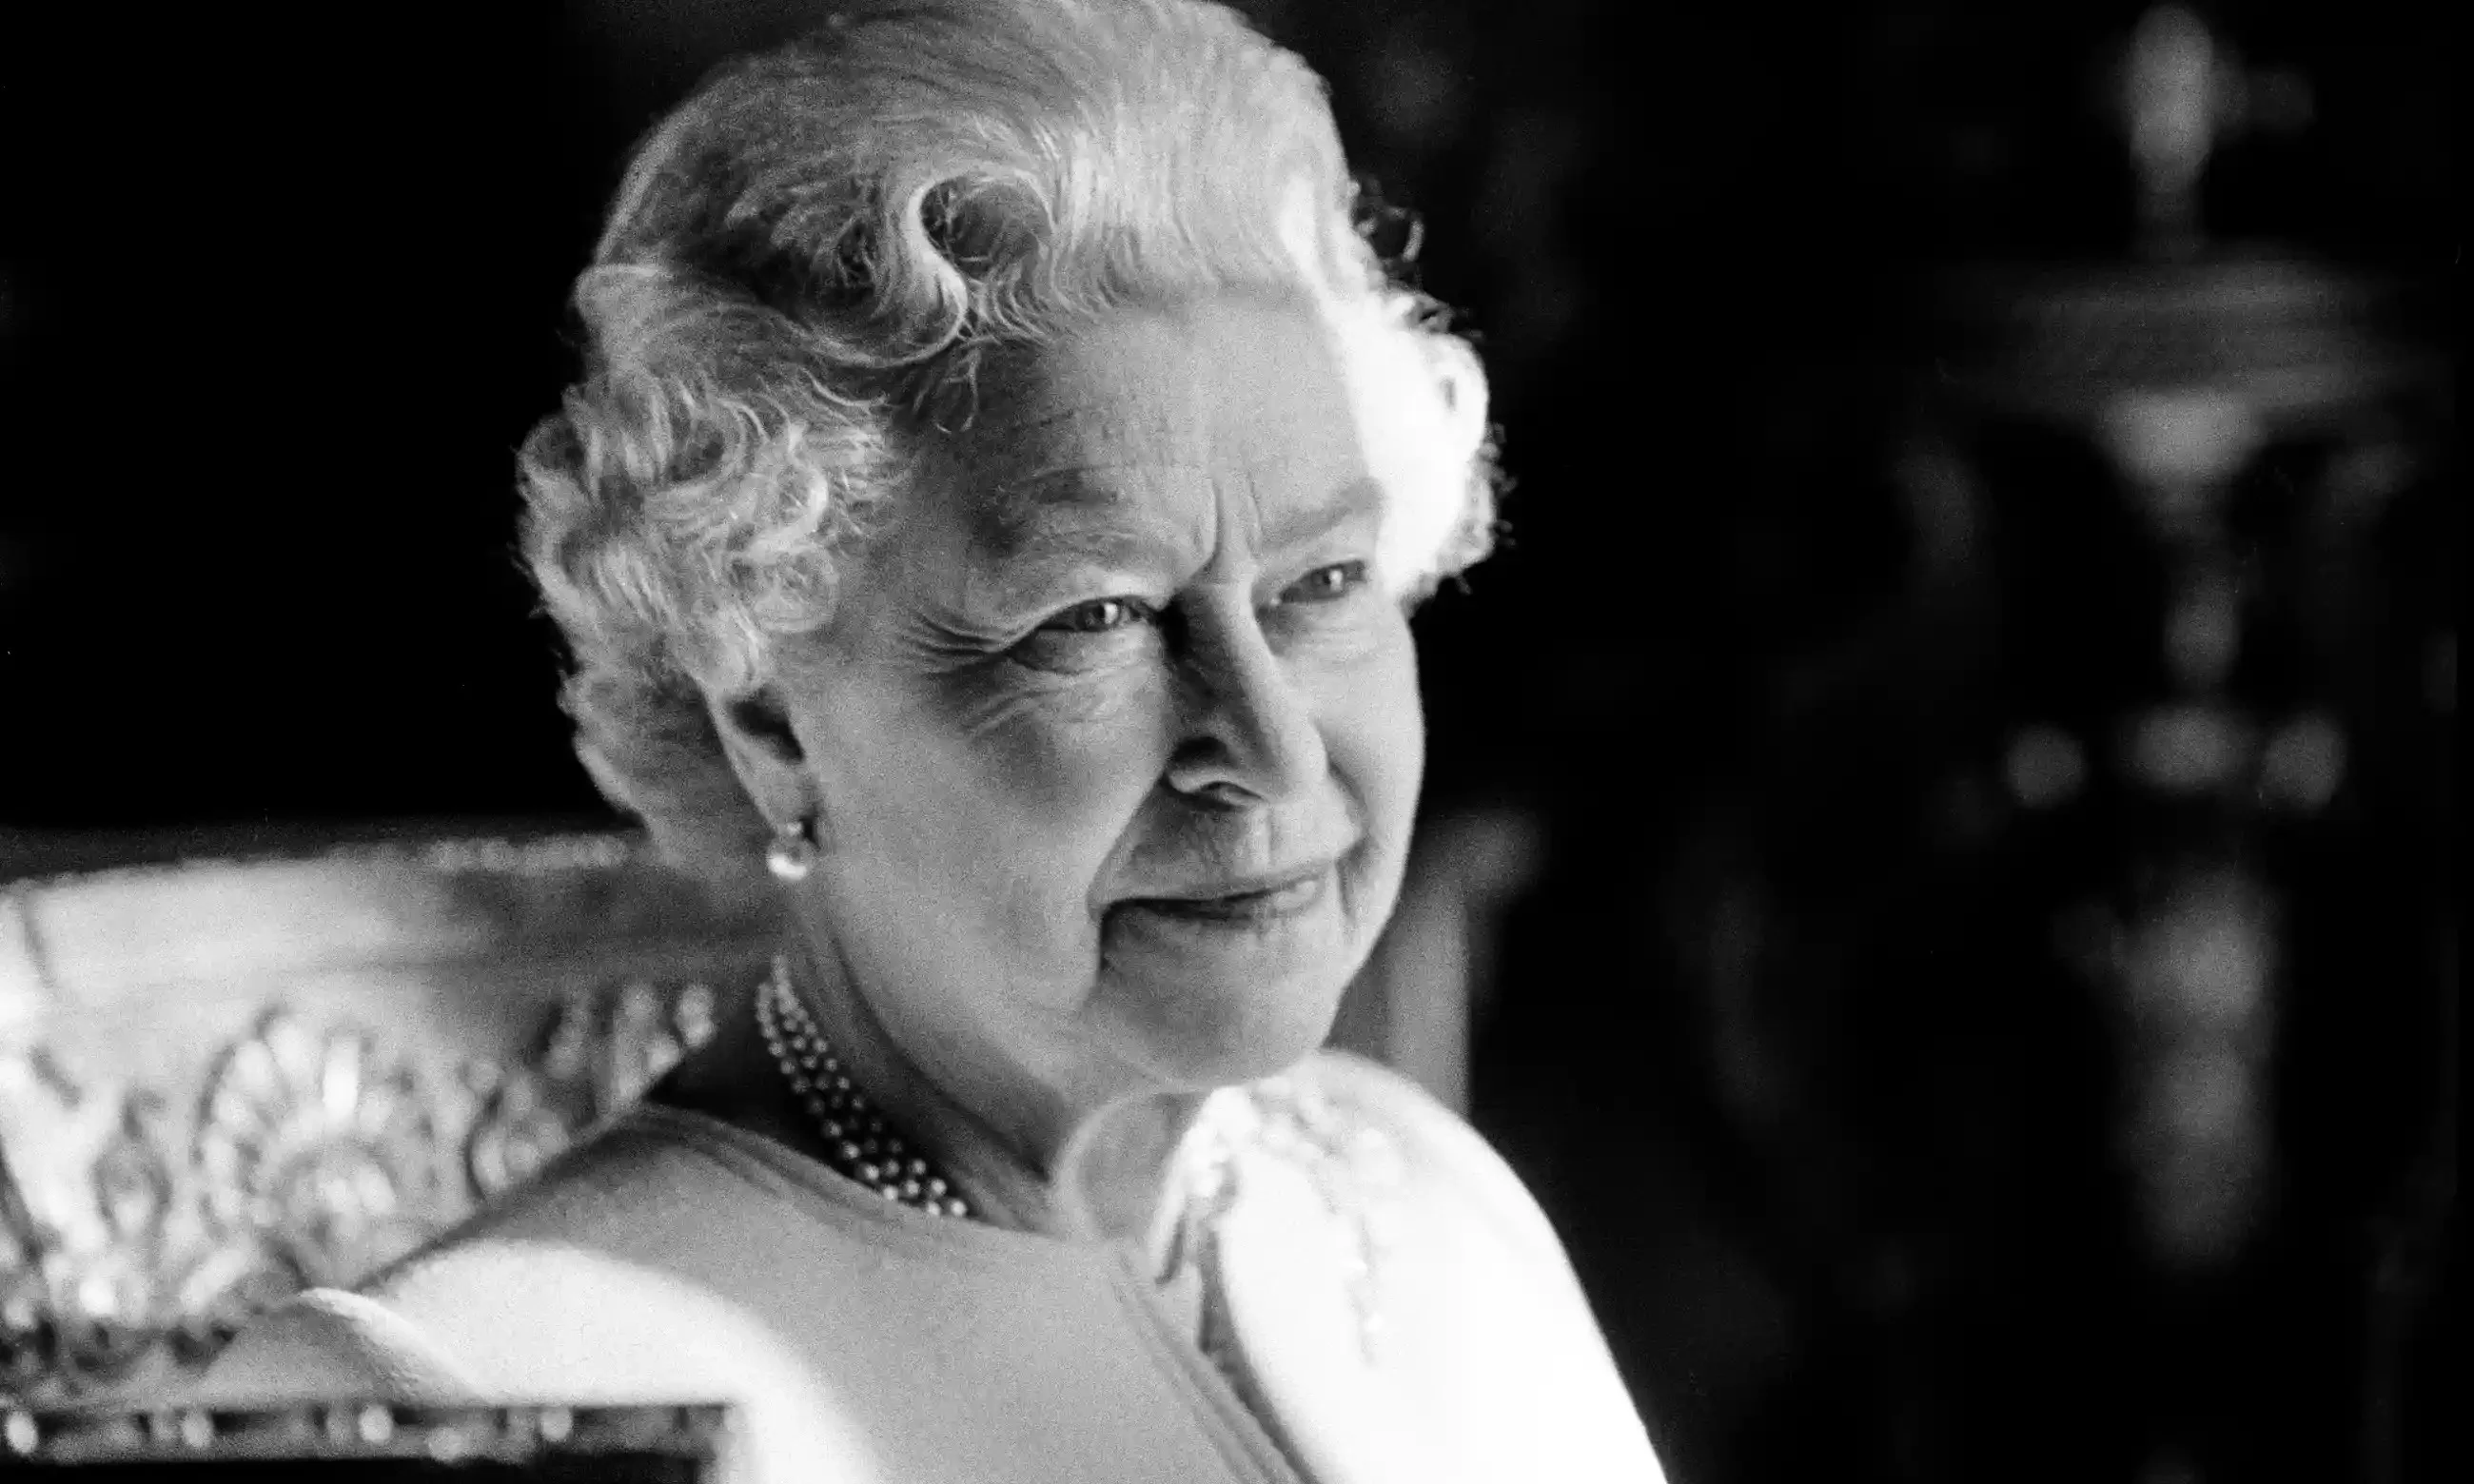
top-left (204, 1), bottom-right (1661, 1479)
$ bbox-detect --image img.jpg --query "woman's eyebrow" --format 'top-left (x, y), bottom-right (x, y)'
top-left (990, 523), bottom-right (1164, 580)
top-left (967, 474), bottom-right (1178, 599)
top-left (1263, 477), bottom-right (1384, 549)
top-left (967, 469), bottom-right (1384, 606)
top-left (966, 479), bottom-right (1172, 610)
top-left (972, 467), bottom-right (1153, 560)
top-left (965, 537), bottom-right (1168, 617)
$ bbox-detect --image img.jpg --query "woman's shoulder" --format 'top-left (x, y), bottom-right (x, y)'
top-left (189, 1105), bottom-right (884, 1407)
top-left (1205, 1052), bottom-right (1668, 1482)
top-left (188, 1287), bottom-right (483, 1404)
top-left (1260, 1049), bottom-right (1573, 1271)
top-left (189, 1241), bottom-right (874, 1482)
top-left (371, 1097), bottom-right (926, 1288)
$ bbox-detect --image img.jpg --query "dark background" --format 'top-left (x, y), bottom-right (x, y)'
top-left (0, 0), bottom-right (2451, 828)
top-left (0, 3), bottom-right (2455, 1481)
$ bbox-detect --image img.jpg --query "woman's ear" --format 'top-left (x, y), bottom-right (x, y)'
top-left (704, 684), bottom-right (814, 826)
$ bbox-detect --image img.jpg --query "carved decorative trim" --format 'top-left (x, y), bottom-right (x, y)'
top-left (463, 979), bottom-right (723, 1201)
top-left (0, 977), bottom-right (725, 1406)
top-left (2, 1400), bottom-right (728, 1472)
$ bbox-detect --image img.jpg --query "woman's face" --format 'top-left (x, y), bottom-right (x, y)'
top-left (777, 295), bottom-right (1424, 1103)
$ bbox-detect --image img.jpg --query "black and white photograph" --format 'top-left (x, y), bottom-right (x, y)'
top-left (0, 2), bottom-right (2454, 1479)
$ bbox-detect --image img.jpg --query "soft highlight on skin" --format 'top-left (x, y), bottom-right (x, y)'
top-left (516, 0), bottom-right (1500, 875)
top-left (715, 296), bottom-right (1428, 1240)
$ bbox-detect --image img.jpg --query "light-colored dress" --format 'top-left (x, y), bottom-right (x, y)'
top-left (197, 1050), bottom-right (1664, 1483)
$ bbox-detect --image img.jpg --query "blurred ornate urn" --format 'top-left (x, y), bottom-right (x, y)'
top-left (1924, 0), bottom-right (2447, 1259)
top-left (1660, 7), bottom-right (2452, 1482)
top-left (1892, 7), bottom-right (2456, 1480)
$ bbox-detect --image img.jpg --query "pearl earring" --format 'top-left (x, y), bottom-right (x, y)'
top-left (765, 814), bottom-right (820, 882)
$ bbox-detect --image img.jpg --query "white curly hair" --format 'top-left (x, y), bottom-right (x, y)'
top-left (519, 0), bottom-right (1502, 875)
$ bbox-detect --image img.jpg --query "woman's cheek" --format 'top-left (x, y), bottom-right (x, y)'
top-left (961, 665), bottom-right (1173, 818)
top-left (1285, 606), bottom-right (1417, 693)
top-left (1324, 617), bottom-right (1424, 788)
top-left (946, 647), bottom-right (1148, 738)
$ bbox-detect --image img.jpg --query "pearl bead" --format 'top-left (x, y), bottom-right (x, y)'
top-left (758, 959), bottom-right (971, 1220)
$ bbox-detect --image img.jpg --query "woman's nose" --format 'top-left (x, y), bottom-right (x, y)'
top-left (1165, 607), bottom-right (1326, 807)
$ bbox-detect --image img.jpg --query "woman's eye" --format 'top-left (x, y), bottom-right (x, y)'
top-left (1039, 596), bottom-right (1152, 635)
top-left (1283, 559), bottom-right (1371, 604)
top-left (1013, 595), bottom-right (1163, 674)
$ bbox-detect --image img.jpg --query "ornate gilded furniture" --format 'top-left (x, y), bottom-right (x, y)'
top-left (0, 831), bottom-right (776, 1409)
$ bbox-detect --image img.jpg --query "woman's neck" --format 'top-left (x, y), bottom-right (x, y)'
top-left (784, 933), bottom-right (1207, 1258)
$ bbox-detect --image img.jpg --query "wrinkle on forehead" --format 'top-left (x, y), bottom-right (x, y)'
top-left (940, 299), bottom-right (1370, 570)
top-left (972, 467), bottom-right (1198, 566)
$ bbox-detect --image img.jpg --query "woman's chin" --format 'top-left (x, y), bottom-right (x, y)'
top-left (1092, 908), bottom-right (1365, 1088)
top-left (1125, 1010), bottom-right (1340, 1091)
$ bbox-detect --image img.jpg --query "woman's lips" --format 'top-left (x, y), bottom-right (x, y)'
top-left (1121, 867), bottom-right (1332, 924)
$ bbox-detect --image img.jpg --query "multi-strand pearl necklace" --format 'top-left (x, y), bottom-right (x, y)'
top-left (754, 957), bottom-right (972, 1219)
top-left (751, 962), bottom-right (1406, 1385)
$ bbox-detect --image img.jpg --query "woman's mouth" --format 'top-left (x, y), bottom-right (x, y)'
top-left (1121, 867), bottom-right (1332, 925)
